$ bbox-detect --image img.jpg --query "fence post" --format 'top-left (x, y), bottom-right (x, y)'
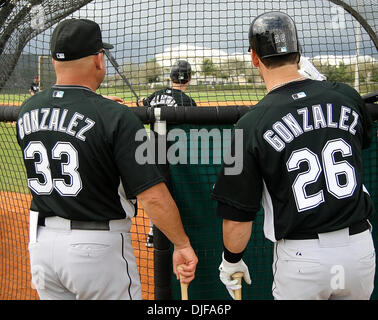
top-left (152, 108), bottom-right (172, 300)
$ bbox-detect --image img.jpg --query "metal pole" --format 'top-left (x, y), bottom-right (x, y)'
top-left (153, 107), bottom-right (172, 300)
top-left (354, 0), bottom-right (360, 91)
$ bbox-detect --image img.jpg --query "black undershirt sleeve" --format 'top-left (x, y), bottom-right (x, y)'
top-left (212, 123), bottom-right (263, 214)
top-left (216, 201), bottom-right (257, 222)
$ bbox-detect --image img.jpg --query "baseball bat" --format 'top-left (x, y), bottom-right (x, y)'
top-left (231, 272), bottom-right (244, 300)
top-left (177, 265), bottom-right (188, 300)
top-left (103, 49), bottom-right (140, 106)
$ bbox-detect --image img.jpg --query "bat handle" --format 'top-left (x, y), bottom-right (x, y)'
top-left (231, 272), bottom-right (244, 300)
top-left (177, 265), bottom-right (188, 300)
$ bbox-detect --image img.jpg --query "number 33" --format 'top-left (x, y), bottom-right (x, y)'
top-left (24, 141), bottom-right (82, 196)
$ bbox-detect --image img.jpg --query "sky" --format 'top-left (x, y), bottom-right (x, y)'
top-left (24, 0), bottom-right (377, 66)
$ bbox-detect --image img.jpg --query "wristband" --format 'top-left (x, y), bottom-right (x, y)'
top-left (223, 245), bottom-right (245, 263)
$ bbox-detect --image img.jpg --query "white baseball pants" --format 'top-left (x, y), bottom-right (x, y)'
top-left (272, 227), bottom-right (376, 300)
top-left (28, 213), bottom-right (142, 300)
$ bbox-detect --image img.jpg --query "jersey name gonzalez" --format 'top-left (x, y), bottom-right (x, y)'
top-left (263, 103), bottom-right (359, 152)
top-left (17, 108), bottom-right (95, 142)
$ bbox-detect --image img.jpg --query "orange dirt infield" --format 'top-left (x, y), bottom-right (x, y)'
top-left (0, 191), bottom-right (154, 300)
top-left (0, 102), bottom-right (22, 106)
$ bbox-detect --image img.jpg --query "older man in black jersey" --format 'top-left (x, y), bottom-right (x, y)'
top-left (17, 18), bottom-right (197, 300)
top-left (212, 12), bottom-right (375, 300)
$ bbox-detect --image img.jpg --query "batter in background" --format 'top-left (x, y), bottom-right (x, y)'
top-left (212, 11), bottom-right (375, 300)
top-left (29, 75), bottom-right (40, 95)
top-left (16, 18), bottom-right (197, 300)
top-left (142, 59), bottom-right (197, 108)
top-left (141, 59), bottom-right (197, 248)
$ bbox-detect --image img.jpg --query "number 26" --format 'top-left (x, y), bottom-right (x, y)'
top-left (287, 138), bottom-right (357, 212)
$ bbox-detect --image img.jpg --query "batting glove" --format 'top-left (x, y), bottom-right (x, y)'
top-left (298, 56), bottom-right (327, 81)
top-left (219, 253), bottom-right (251, 299)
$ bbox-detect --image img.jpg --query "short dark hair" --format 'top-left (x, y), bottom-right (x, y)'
top-left (261, 53), bottom-right (300, 69)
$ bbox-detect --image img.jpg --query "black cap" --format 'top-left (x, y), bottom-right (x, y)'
top-left (50, 19), bottom-right (113, 61)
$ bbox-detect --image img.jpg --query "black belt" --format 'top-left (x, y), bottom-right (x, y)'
top-left (285, 220), bottom-right (369, 240)
top-left (38, 217), bottom-right (110, 230)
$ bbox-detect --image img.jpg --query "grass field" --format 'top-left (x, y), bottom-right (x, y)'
top-left (1, 84), bottom-right (376, 106)
top-left (0, 86), bottom-right (267, 106)
top-left (0, 93), bottom-right (30, 105)
top-left (97, 86), bottom-right (267, 104)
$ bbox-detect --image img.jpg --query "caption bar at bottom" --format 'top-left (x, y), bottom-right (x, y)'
top-left (146, 304), bottom-right (232, 318)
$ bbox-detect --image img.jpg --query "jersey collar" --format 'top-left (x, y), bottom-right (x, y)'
top-left (52, 84), bottom-right (93, 92)
top-left (268, 78), bottom-right (312, 94)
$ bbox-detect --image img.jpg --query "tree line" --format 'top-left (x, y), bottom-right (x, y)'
top-left (105, 57), bottom-right (377, 88)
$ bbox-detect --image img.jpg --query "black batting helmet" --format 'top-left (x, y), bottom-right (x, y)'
top-left (248, 12), bottom-right (300, 59)
top-left (170, 60), bottom-right (192, 84)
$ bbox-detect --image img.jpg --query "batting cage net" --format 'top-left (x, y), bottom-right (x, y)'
top-left (0, 0), bottom-right (377, 300)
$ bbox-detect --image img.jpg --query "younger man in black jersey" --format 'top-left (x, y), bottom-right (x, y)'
top-left (212, 12), bottom-right (375, 300)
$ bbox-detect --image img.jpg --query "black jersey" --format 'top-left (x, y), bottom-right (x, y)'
top-left (143, 88), bottom-right (197, 107)
top-left (17, 85), bottom-right (164, 221)
top-left (212, 79), bottom-right (374, 242)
